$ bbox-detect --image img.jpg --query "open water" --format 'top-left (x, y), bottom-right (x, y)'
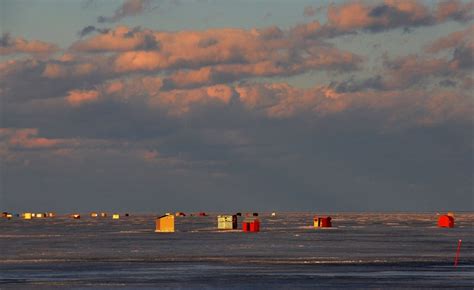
top-left (0, 213), bottom-right (473, 289)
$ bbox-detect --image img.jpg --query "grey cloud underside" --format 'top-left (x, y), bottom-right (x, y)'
top-left (97, 0), bottom-right (153, 23)
top-left (78, 26), bottom-right (110, 38)
top-left (0, 33), bottom-right (13, 47)
top-left (368, 5), bottom-right (428, 31)
top-left (3, 99), bottom-right (472, 211)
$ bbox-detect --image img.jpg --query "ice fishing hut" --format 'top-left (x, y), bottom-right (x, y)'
top-left (155, 214), bottom-right (175, 232)
top-left (242, 217), bottom-right (260, 232)
top-left (2, 212), bottom-right (13, 219)
top-left (100, 212), bottom-right (107, 218)
top-left (22, 213), bottom-right (32, 220)
top-left (72, 214), bottom-right (81, 219)
top-left (112, 214), bottom-right (120, 220)
top-left (90, 212), bottom-right (98, 218)
top-left (198, 212), bottom-right (208, 216)
top-left (314, 216), bottom-right (332, 228)
top-left (217, 215), bottom-right (237, 230)
top-left (437, 214), bottom-right (454, 228)
top-left (175, 212), bottom-right (186, 217)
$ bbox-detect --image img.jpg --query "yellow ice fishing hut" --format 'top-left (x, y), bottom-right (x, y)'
top-left (217, 215), bottom-right (237, 230)
top-left (155, 214), bottom-right (175, 232)
top-left (112, 214), bottom-right (120, 219)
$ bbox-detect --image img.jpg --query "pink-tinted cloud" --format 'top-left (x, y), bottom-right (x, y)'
top-left (82, 75), bottom-right (232, 115)
top-left (0, 128), bottom-right (146, 163)
top-left (436, 0), bottom-right (474, 22)
top-left (66, 89), bottom-right (100, 106)
top-left (148, 84), bottom-right (233, 116)
top-left (72, 26), bottom-right (359, 77)
top-left (71, 26), bottom-right (158, 52)
top-left (234, 82), bottom-right (473, 125)
top-left (0, 33), bottom-right (58, 55)
top-left (381, 43), bottom-right (473, 90)
top-left (42, 62), bottom-right (97, 79)
top-left (325, 0), bottom-right (472, 34)
top-left (290, 21), bottom-right (323, 38)
top-left (113, 50), bottom-right (165, 72)
top-left (162, 45), bottom-right (359, 90)
top-left (425, 25), bottom-right (473, 53)
top-left (327, 2), bottom-right (374, 32)
top-left (0, 128), bottom-right (65, 149)
top-left (382, 55), bottom-right (449, 88)
top-left (100, 75), bottom-right (163, 99)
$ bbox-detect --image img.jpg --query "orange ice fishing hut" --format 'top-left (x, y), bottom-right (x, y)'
top-left (155, 214), bottom-right (175, 232)
top-left (242, 217), bottom-right (260, 232)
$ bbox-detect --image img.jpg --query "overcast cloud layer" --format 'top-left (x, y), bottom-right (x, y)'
top-left (0, 0), bottom-right (473, 212)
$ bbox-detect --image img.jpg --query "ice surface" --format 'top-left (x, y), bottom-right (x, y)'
top-left (1, 212), bottom-right (473, 288)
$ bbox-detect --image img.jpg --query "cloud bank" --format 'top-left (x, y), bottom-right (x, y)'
top-left (1, 0), bottom-right (473, 211)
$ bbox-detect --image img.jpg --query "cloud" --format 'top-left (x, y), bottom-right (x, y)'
top-left (0, 55), bottom-right (114, 106)
top-left (161, 47), bottom-right (359, 90)
top-left (438, 79), bottom-right (457, 88)
top-left (303, 6), bottom-right (317, 17)
top-left (66, 89), bottom-right (100, 106)
top-left (328, 33), bottom-right (473, 94)
top-left (381, 46), bottom-right (473, 90)
top-left (1, 23), bottom-right (359, 127)
top-left (327, 2), bottom-right (376, 32)
top-left (0, 128), bottom-right (68, 149)
top-left (425, 25), bottom-right (473, 53)
top-left (71, 25), bottom-right (360, 82)
top-left (72, 26), bottom-right (159, 52)
top-left (142, 149), bottom-right (159, 161)
top-left (147, 84), bottom-right (233, 116)
top-left (0, 33), bottom-right (58, 55)
top-left (325, 0), bottom-right (473, 35)
top-left (234, 82), bottom-right (473, 125)
top-left (97, 0), bottom-right (152, 23)
top-left (329, 76), bottom-right (384, 93)
top-left (78, 25), bottom-right (110, 38)
top-left (451, 42), bottom-right (474, 70)
top-left (382, 55), bottom-right (449, 88)
top-left (41, 61), bottom-right (98, 79)
top-left (1, 2), bottom-right (472, 211)
top-left (436, 0), bottom-right (474, 22)
top-left (422, 26), bottom-right (474, 73)
top-left (290, 21), bottom-right (323, 39)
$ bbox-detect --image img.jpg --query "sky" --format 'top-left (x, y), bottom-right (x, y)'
top-left (0, 0), bottom-right (473, 213)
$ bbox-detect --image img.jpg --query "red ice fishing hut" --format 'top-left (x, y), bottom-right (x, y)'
top-left (314, 216), bottom-right (332, 228)
top-left (437, 214), bottom-right (454, 228)
top-left (242, 217), bottom-right (260, 232)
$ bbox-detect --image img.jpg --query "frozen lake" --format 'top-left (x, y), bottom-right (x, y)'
top-left (1, 212), bottom-right (473, 288)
